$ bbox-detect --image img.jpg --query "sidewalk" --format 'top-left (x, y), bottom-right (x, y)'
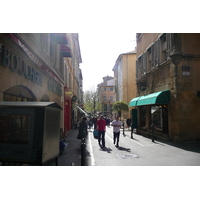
top-left (58, 129), bottom-right (82, 166)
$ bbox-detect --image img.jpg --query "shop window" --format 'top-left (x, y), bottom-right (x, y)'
top-left (3, 94), bottom-right (31, 102)
top-left (4, 86), bottom-right (36, 102)
top-left (151, 106), bottom-right (162, 130)
top-left (41, 94), bottom-right (50, 102)
top-left (0, 114), bottom-right (30, 144)
top-left (151, 105), bottom-right (168, 133)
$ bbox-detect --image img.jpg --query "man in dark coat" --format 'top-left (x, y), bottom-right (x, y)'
top-left (126, 118), bottom-right (131, 130)
top-left (78, 117), bottom-right (88, 139)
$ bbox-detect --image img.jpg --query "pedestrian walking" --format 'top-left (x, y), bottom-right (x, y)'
top-left (93, 117), bottom-right (97, 129)
top-left (106, 118), bottom-right (110, 127)
top-left (111, 116), bottom-right (122, 148)
top-left (88, 118), bottom-right (93, 130)
top-left (77, 117), bottom-right (88, 140)
top-left (126, 118), bottom-right (131, 130)
top-left (96, 115), bottom-right (107, 147)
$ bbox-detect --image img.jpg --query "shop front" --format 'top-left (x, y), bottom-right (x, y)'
top-left (129, 90), bottom-right (170, 139)
top-left (0, 34), bottom-right (63, 103)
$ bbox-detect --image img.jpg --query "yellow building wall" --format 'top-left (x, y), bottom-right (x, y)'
top-left (121, 53), bottom-right (137, 119)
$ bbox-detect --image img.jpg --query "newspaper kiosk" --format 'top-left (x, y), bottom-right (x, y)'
top-left (0, 102), bottom-right (62, 166)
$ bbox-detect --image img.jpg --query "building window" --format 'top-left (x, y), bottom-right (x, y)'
top-left (137, 55), bottom-right (146, 78)
top-left (160, 34), bottom-right (167, 63)
top-left (40, 33), bottom-right (48, 52)
top-left (104, 87), bottom-right (106, 91)
top-left (104, 104), bottom-right (107, 111)
top-left (109, 87), bottom-right (113, 91)
top-left (147, 47), bottom-right (152, 72)
top-left (103, 96), bottom-right (107, 102)
top-left (110, 96), bottom-right (113, 102)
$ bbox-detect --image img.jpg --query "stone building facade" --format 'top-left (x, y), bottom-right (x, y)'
top-left (129, 33), bottom-right (200, 142)
top-left (97, 76), bottom-right (116, 119)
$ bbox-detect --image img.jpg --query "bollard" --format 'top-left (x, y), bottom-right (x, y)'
top-left (131, 127), bottom-right (133, 139)
top-left (123, 122), bottom-right (126, 136)
top-left (81, 137), bottom-right (86, 166)
top-left (151, 123), bottom-right (154, 142)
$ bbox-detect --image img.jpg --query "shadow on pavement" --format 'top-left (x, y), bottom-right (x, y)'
top-left (99, 145), bottom-right (112, 153)
top-left (117, 146), bottom-right (131, 152)
top-left (149, 136), bottom-right (200, 153)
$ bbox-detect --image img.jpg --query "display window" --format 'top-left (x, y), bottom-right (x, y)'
top-left (151, 105), bottom-right (168, 133)
top-left (0, 114), bottom-right (30, 144)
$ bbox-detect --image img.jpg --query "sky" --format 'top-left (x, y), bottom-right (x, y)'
top-left (79, 32), bottom-right (136, 92)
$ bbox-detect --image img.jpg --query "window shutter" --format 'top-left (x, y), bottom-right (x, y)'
top-left (141, 54), bottom-right (143, 74)
top-left (151, 43), bottom-right (155, 68)
top-left (166, 33), bottom-right (172, 59)
top-left (157, 39), bottom-right (161, 66)
top-left (143, 51), bottom-right (147, 74)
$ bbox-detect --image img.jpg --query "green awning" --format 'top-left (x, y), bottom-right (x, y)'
top-left (129, 96), bottom-right (141, 107)
top-left (129, 90), bottom-right (170, 107)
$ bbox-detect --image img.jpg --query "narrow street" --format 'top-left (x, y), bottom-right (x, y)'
top-left (86, 126), bottom-right (200, 166)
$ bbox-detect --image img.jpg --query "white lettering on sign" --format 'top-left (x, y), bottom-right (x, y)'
top-left (18, 40), bottom-right (43, 68)
top-left (48, 80), bottom-right (62, 96)
top-left (1, 47), bottom-right (42, 85)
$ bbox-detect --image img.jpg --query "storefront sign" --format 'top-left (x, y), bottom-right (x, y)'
top-left (5, 34), bottom-right (64, 86)
top-left (48, 80), bottom-right (62, 96)
top-left (1, 46), bottom-right (42, 85)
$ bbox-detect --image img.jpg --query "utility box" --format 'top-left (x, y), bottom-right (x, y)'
top-left (0, 102), bottom-right (62, 166)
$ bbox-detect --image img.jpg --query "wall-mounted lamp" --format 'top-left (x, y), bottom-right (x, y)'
top-left (170, 48), bottom-right (182, 65)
